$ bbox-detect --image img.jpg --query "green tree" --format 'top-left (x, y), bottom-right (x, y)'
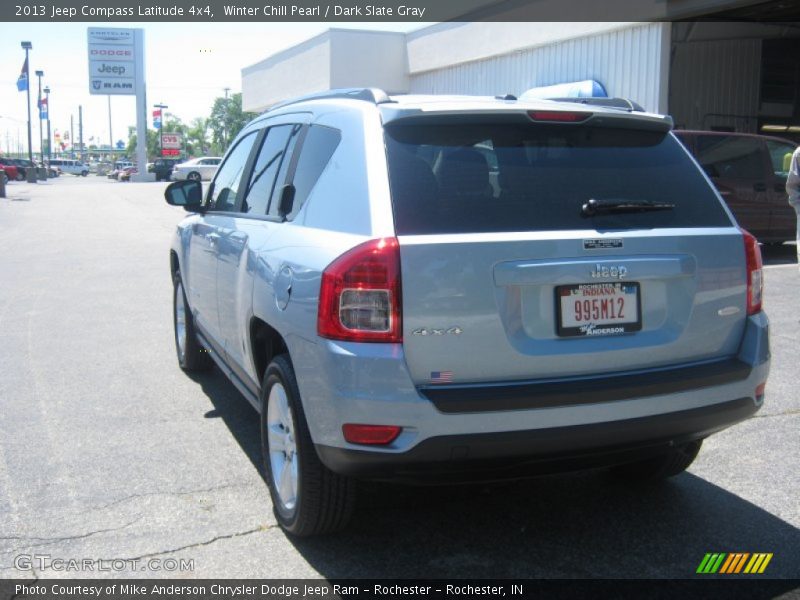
top-left (208, 93), bottom-right (256, 154)
top-left (185, 117), bottom-right (209, 157)
top-left (126, 126), bottom-right (159, 160)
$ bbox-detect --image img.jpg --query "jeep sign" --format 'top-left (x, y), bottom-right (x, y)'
top-left (87, 28), bottom-right (138, 96)
top-left (89, 61), bottom-right (129, 77)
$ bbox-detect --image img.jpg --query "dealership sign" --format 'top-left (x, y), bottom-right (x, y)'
top-left (87, 28), bottom-right (139, 96)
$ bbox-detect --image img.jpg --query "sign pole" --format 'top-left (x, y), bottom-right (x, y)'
top-left (108, 95), bottom-right (113, 159)
top-left (132, 29), bottom-right (148, 181)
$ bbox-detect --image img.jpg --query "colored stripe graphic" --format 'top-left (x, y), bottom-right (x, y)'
top-left (697, 553), bottom-right (727, 574)
top-left (744, 553), bottom-right (773, 574)
top-left (720, 553), bottom-right (749, 573)
top-left (698, 552), bottom-right (773, 574)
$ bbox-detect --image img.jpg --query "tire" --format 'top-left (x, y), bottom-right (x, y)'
top-left (187, 171), bottom-right (201, 182)
top-left (172, 271), bottom-right (213, 372)
top-left (16, 172), bottom-right (25, 182)
top-left (261, 354), bottom-right (355, 536)
top-left (81, 170), bottom-right (88, 177)
top-left (609, 440), bottom-right (702, 482)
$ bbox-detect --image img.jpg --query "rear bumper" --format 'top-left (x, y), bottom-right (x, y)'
top-left (294, 312), bottom-right (769, 481)
top-left (316, 396), bottom-right (758, 481)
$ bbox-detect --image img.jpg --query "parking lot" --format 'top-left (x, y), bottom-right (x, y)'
top-left (0, 176), bottom-right (798, 579)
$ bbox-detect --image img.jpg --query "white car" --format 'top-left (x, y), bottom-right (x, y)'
top-left (171, 157), bottom-right (222, 182)
top-left (49, 159), bottom-right (89, 176)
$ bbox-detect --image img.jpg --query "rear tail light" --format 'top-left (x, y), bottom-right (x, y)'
top-left (317, 238), bottom-right (402, 342)
top-left (528, 110), bottom-right (591, 123)
top-left (742, 229), bottom-right (763, 315)
top-left (343, 424), bottom-right (402, 445)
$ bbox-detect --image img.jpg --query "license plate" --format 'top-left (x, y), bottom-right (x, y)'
top-left (556, 282), bottom-right (641, 337)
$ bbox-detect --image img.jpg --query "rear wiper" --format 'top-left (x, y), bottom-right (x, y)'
top-left (581, 198), bottom-right (675, 217)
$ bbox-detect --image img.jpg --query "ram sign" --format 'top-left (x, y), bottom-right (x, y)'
top-left (87, 28), bottom-right (138, 95)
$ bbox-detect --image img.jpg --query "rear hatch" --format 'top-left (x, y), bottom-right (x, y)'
top-left (384, 110), bottom-right (747, 387)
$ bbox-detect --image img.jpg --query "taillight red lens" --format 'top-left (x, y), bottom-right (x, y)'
top-left (317, 238), bottom-right (402, 342)
top-left (528, 110), bottom-right (591, 123)
top-left (742, 229), bottom-right (763, 315)
top-left (342, 424), bottom-right (402, 445)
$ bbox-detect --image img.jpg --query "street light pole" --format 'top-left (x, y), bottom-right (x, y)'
top-left (35, 69), bottom-right (44, 164)
top-left (153, 102), bottom-right (168, 157)
top-left (20, 41), bottom-right (33, 164)
top-left (44, 86), bottom-right (51, 162)
top-left (223, 87), bottom-right (230, 150)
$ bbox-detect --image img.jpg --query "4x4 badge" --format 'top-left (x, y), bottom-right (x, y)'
top-left (412, 327), bottom-right (463, 336)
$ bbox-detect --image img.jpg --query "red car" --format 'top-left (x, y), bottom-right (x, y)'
top-left (0, 159), bottom-right (21, 183)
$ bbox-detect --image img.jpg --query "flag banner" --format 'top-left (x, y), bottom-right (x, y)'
top-left (39, 97), bottom-right (48, 120)
top-left (16, 57), bottom-right (28, 91)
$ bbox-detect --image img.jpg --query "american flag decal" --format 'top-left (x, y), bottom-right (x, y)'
top-left (430, 371), bottom-right (453, 384)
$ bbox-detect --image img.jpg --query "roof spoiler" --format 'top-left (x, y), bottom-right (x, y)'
top-left (268, 88), bottom-right (391, 112)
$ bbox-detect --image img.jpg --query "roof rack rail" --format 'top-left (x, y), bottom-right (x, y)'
top-left (549, 97), bottom-right (645, 112)
top-left (269, 88), bottom-right (392, 112)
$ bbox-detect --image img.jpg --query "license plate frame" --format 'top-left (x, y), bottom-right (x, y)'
top-left (556, 282), bottom-right (642, 338)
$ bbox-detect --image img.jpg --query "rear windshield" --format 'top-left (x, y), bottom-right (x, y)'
top-left (385, 122), bottom-right (731, 235)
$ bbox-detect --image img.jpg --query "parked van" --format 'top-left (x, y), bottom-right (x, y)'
top-left (50, 159), bottom-right (89, 177)
top-left (675, 130), bottom-right (797, 243)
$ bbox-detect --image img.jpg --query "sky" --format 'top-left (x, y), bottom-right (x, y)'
top-left (0, 22), bottom-right (427, 157)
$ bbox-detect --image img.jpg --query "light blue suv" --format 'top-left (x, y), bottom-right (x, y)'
top-left (166, 89), bottom-right (770, 536)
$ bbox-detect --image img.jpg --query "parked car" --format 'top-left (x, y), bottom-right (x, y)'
top-left (8, 158), bottom-right (35, 180)
top-left (675, 130), bottom-right (797, 243)
top-left (166, 90), bottom-right (770, 536)
top-left (107, 160), bottom-right (134, 180)
top-left (151, 158), bottom-right (181, 182)
top-left (0, 159), bottom-right (21, 183)
top-left (118, 166), bottom-right (137, 182)
top-left (49, 158), bottom-right (89, 176)
top-left (171, 157), bottom-right (221, 182)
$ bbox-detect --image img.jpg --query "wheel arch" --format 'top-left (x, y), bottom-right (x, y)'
top-left (250, 317), bottom-right (289, 389)
top-left (170, 250), bottom-right (181, 281)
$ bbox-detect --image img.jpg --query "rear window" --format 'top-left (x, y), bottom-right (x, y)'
top-left (385, 122), bottom-right (731, 235)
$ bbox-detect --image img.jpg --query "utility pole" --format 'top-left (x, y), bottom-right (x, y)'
top-left (223, 87), bottom-right (230, 150)
top-left (78, 105), bottom-right (83, 163)
top-left (70, 114), bottom-right (74, 159)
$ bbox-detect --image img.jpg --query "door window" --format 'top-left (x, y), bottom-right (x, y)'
top-left (208, 132), bottom-right (258, 212)
top-left (287, 125), bottom-right (341, 220)
top-left (243, 125), bottom-right (299, 216)
top-left (765, 140), bottom-right (796, 177)
top-left (695, 135), bottom-right (764, 180)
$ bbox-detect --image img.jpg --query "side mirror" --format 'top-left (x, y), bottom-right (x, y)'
top-left (165, 180), bottom-right (204, 212)
top-left (278, 184), bottom-right (296, 219)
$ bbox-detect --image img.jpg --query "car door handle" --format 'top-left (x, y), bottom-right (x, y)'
top-left (753, 182), bottom-right (767, 192)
